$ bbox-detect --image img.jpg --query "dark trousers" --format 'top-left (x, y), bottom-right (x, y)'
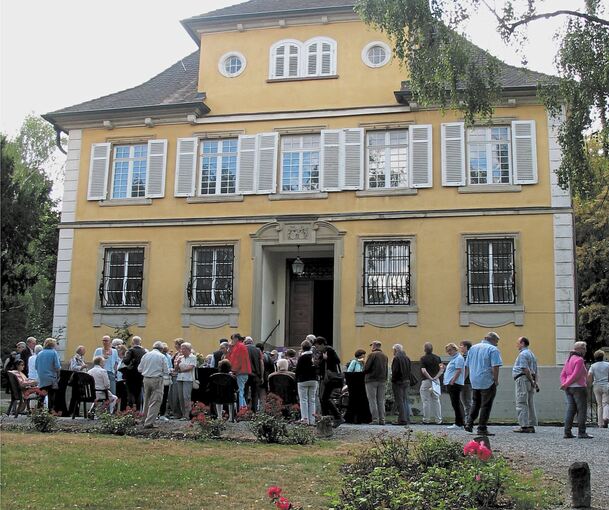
top-left (116, 380), bottom-right (128, 411)
top-left (321, 379), bottom-right (342, 419)
top-left (126, 375), bottom-right (143, 410)
top-left (39, 385), bottom-right (57, 412)
top-left (467, 383), bottom-right (496, 431)
top-left (159, 384), bottom-right (170, 416)
top-left (246, 375), bottom-right (261, 412)
top-left (564, 387), bottom-right (588, 436)
top-left (392, 382), bottom-right (410, 424)
top-left (447, 384), bottom-right (465, 426)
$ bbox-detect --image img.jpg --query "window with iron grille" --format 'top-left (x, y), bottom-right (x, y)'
top-left (467, 238), bottom-right (516, 304)
top-left (100, 248), bottom-right (144, 307)
top-left (188, 246), bottom-right (234, 307)
top-left (363, 241), bottom-right (410, 305)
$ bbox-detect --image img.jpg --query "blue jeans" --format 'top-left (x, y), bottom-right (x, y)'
top-left (564, 387), bottom-right (588, 436)
top-left (236, 374), bottom-right (248, 408)
top-left (107, 371), bottom-right (116, 395)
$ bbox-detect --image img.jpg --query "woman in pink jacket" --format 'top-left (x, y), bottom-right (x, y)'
top-left (560, 341), bottom-right (592, 439)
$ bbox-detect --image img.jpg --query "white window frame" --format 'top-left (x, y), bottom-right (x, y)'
top-left (466, 126), bottom-right (512, 186)
top-left (269, 38), bottom-right (337, 79)
top-left (218, 51), bottom-right (246, 78)
top-left (199, 138), bottom-right (239, 196)
top-left (366, 130), bottom-right (409, 189)
top-left (361, 41), bottom-right (391, 68)
top-left (280, 134), bottom-right (321, 193)
top-left (110, 144), bottom-right (148, 199)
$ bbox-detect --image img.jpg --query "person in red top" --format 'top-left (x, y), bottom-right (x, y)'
top-left (225, 333), bottom-right (251, 409)
top-left (560, 341), bottom-right (592, 439)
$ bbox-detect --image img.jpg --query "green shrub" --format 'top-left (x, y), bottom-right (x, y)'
top-left (413, 431), bottom-right (464, 469)
top-left (285, 424), bottom-right (316, 445)
top-left (28, 408), bottom-right (57, 433)
top-left (342, 433), bottom-right (415, 479)
top-left (97, 411), bottom-right (137, 436)
top-left (249, 412), bottom-right (288, 443)
top-left (191, 413), bottom-right (226, 440)
top-left (336, 466), bottom-right (409, 510)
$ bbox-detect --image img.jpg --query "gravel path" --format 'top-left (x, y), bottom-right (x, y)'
top-left (332, 423), bottom-right (609, 510)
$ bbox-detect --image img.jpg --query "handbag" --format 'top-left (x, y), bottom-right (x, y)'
top-left (192, 379), bottom-right (200, 390)
top-left (408, 371), bottom-right (419, 387)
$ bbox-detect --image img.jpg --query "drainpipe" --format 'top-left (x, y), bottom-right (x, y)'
top-left (54, 127), bottom-right (67, 155)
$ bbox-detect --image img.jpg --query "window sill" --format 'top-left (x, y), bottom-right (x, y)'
top-left (187, 195), bottom-right (244, 203)
top-left (269, 192), bottom-right (328, 201)
top-left (266, 75), bottom-right (338, 83)
top-left (98, 198), bottom-right (153, 207)
top-left (355, 305), bottom-right (418, 327)
top-left (181, 307), bottom-right (240, 329)
top-left (356, 188), bottom-right (418, 197)
top-left (458, 185), bottom-right (522, 194)
top-left (93, 307), bottom-right (147, 327)
top-left (459, 304), bottom-right (524, 327)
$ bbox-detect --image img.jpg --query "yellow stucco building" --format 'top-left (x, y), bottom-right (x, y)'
top-left (44, 0), bottom-right (575, 367)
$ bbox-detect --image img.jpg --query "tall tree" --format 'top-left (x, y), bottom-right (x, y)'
top-left (356, 0), bottom-right (609, 197)
top-left (1, 115), bottom-right (61, 357)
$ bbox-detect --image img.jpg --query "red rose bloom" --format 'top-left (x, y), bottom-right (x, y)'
top-left (267, 486), bottom-right (282, 499)
top-left (275, 496), bottom-right (291, 510)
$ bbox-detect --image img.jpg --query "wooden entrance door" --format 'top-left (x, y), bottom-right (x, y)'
top-left (288, 280), bottom-right (314, 346)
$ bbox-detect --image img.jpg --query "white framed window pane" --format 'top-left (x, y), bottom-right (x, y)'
top-left (199, 139), bottom-right (238, 195)
top-left (224, 56), bottom-right (242, 75)
top-left (367, 45), bottom-right (386, 65)
top-left (467, 127), bottom-right (511, 185)
top-left (111, 144), bottom-right (147, 199)
top-left (281, 134), bottom-right (321, 192)
top-left (366, 130), bottom-right (408, 189)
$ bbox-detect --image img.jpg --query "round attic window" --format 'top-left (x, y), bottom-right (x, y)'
top-left (362, 42), bottom-right (391, 68)
top-left (219, 52), bottom-right (246, 77)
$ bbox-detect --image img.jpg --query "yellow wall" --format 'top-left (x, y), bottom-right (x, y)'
top-left (75, 104), bottom-right (552, 223)
top-left (67, 212), bottom-right (557, 365)
top-left (198, 21), bottom-right (404, 114)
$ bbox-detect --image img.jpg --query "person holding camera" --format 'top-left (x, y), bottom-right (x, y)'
top-left (512, 336), bottom-right (539, 433)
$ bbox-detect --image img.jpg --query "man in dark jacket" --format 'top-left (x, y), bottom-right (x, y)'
top-left (391, 343), bottom-right (412, 425)
top-left (244, 337), bottom-right (263, 411)
top-left (123, 336), bottom-right (146, 410)
top-left (211, 340), bottom-right (229, 368)
top-left (363, 341), bottom-right (389, 425)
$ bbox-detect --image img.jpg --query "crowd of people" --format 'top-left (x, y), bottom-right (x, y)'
top-left (3, 332), bottom-right (608, 438)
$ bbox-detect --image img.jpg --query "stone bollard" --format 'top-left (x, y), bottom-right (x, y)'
top-left (568, 462), bottom-right (591, 508)
top-left (316, 416), bottom-right (334, 438)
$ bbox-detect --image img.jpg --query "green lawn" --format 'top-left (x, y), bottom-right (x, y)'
top-left (0, 432), bottom-right (348, 509)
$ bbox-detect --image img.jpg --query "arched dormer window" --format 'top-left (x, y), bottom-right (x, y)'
top-left (304, 37), bottom-right (336, 77)
top-left (270, 39), bottom-right (301, 79)
top-left (269, 38), bottom-right (337, 79)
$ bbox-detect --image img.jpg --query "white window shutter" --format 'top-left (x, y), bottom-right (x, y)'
top-left (441, 123), bottom-right (465, 186)
top-left (307, 43), bottom-right (318, 75)
top-left (288, 44), bottom-right (299, 77)
top-left (342, 128), bottom-right (364, 190)
top-left (512, 120), bottom-right (538, 184)
top-left (174, 138), bottom-right (197, 197)
top-left (409, 124), bottom-right (433, 188)
top-left (145, 139), bottom-right (167, 198)
top-left (320, 130), bottom-right (341, 191)
top-left (237, 135), bottom-right (257, 194)
top-left (256, 132), bottom-right (278, 194)
top-left (87, 143), bottom-right (111, 200)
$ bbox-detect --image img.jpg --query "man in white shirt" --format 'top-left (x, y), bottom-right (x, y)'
top-left (138, 341), bottom-right (170, 428)
top-left (88, 357), bottom-right (118, 414)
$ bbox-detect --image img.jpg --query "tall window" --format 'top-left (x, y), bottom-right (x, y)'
top-left (281, 134), bottom-right (320, 192)
top-left (100, 248), bottom-right (144, 307)
top-left (367, 130), bottom-right (408, 189)
top-left (189, 246), bottom-right (234, 307)
top-left (200, 139), bottom-right (238, 195)
top-left (467, 126), bottom-right (511, 185)
top-left (363, 241), bottom-right (410, 305)
top-left (467, 238), bottom-right (515, 304)
top-left (111, 144), bottom-right (147, 198)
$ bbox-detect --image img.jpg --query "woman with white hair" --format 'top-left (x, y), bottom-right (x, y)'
top-left (69, 346), bottom-right (88, 372)
top-left (560, 341), bottom-right (593, 439)
top-left (28, 344), bottom-right (44, 383)
top-left (174, 342), bottom-right (197, 420)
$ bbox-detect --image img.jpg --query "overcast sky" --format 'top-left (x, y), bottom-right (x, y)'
top-left (1, 0), bottom-right (574, 139)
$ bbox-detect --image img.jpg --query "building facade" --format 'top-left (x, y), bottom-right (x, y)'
top-left (44, 0), bottom-right (576, 367)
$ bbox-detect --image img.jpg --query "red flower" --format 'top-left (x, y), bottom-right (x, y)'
top-left (463, 440), bottom-right (480, 456)
top-left (477, 444), bottom-right (492, 461)
top-left (267, 486), bottom-right (282, 499)
top-left (475, 474), bottom-right (482, 482)
top-left (275, 496), bottom-right (291, 510)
